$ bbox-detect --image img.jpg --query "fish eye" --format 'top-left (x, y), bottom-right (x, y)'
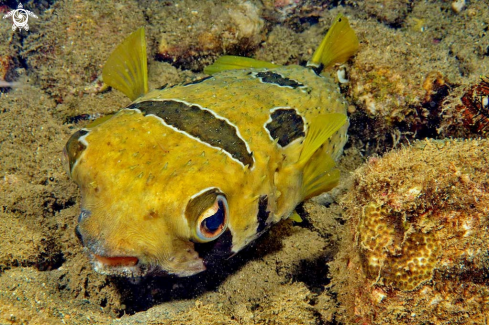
top-left (186, 189), bottom-right (229, 243)
top-left (196, 195), bottom-right (228, 242)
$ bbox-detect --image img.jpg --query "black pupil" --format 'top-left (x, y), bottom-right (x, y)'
top-left (203, 200), bottom-right (225, 232)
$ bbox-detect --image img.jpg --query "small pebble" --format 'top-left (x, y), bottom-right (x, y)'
top-left (451, 0), bottom-right (465, 14)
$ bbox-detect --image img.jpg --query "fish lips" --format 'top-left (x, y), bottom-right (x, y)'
top-left (81, 242), bottom-right (206, 277)
top-left (75, 225), bottom-right (206, 277)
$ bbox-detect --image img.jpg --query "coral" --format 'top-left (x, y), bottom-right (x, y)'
top-left (358, 203), bottom-right (439, 291)
top-left (331, 138), bottom-right (489, 324)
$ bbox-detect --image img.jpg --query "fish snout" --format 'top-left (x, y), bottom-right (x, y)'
top-left (74, 211), bottom-right (206, 276)
top-left (80, 233), bottom-right (144, 276)
top-left (74, 210), bottom-right (142, 272)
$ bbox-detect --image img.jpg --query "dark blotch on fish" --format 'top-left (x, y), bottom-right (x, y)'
top-left (266, 108), bottom-right (305, 147)
top-left (256, 195), bottom-right (270, 233)
top-left (255, 71), bottom-right (305, 89)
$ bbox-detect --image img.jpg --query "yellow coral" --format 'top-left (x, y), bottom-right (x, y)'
top-left (358, 203), bottom-right (438, 291)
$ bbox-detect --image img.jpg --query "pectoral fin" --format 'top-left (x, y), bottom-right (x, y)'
top-left (298, 113), bottom-right (347, 199)
top-left (298, 114), bottom-right (347, 164)
top-left (288, 211), bottom-right (303, 223)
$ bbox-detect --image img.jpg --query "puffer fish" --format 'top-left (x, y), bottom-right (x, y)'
top-left (63, 14), bottom-right (359, 277)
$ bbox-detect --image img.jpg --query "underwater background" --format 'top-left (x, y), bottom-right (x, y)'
top-left (1, 0), bottom-right (489, 324)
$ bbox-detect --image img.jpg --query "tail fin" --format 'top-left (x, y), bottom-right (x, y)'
top-left (307, 14), bottom-right (359, 70)
top-left (102, 27), bottom-right (148, 101)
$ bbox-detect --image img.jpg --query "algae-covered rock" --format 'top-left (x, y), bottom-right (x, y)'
top-left (148, 0), bottom-right (266, 71)
top-left (342, 1), bottom-right (489, 153)
top-left (23, 0), bottom-right (144, 102)
top-left (331, 138), bottom-right (489, 324)
top-left (0, 15), bottom-right (22, 82)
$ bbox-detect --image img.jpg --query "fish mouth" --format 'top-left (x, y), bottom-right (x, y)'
top-left (80, 233), bottom-right (207, 277)
top-left (94, 254), bottom-right (139, 267)
top-left (89, 252), bottom-right (162, 277)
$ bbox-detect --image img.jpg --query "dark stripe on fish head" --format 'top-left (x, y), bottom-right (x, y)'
top-left (194, 230), bottom-right (233, 269)
top-left (194, 195), bottom-right (271, 268)
top-left (126, 100), bottom-right (254, 168)
top-left (265, 108), bottom-right (306, 147)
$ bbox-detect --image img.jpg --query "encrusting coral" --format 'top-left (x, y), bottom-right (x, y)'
top-left (331, 138), bottom-right (489, 324)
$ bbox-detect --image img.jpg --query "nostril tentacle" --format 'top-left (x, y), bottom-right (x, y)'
top-left (77, 209), bottom-right (91, 223)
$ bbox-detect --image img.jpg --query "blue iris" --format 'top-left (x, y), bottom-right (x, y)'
top-left (204, 200), bottom-right (225, 232)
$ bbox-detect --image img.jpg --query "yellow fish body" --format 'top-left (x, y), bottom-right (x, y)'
top-left (63, 15), bottom-right (358, 277)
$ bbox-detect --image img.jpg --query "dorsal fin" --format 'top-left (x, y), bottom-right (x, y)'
top-left (102, 27), bottom-right (148, 101)
top-left (203, 14), bottom-right (358, 75)
top-left (307, 14), bottom-right (359, 70)
top-left (204, 56), bottom-right (279, 75)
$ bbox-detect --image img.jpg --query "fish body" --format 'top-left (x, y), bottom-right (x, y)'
top-left (64, 15), bottom-right (358, 277)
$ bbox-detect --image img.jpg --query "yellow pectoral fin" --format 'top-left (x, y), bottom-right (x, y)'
top-left (298, 113), bottom-right (346, 199)
top-left (308, 14), bottom-right (359, 70)
top-left (302, 154), bottom-right (340, 200)
top-left (204, 56), bottom-right (280, 75)
top-left (289, 211), bottom-right (303, 223)
top-left (102, 27), bottom-right (148, 101)
top-left (298, 113), bottom-right (347, 164)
